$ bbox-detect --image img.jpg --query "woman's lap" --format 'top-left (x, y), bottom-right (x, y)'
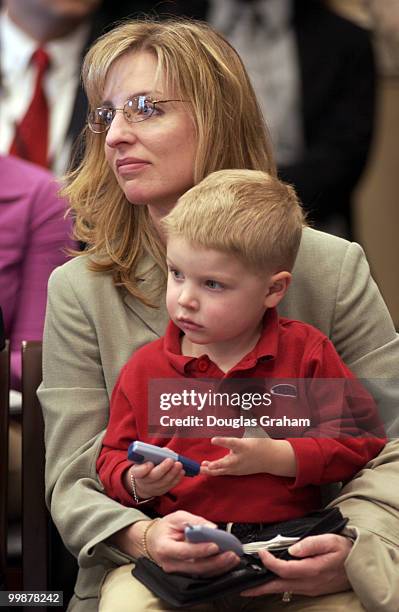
top-left (99, 564), bottom-right (365, 612)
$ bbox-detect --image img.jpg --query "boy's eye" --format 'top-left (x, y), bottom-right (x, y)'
top-left (170, 268), bottom-right (184, 280)
top-left (205, 280), bottom-right (224, 290)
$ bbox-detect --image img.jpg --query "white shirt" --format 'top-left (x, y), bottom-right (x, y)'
top-left (0, 10), bottom-right (89, 175)
top-left (208, 0), bottom-right (304, 165)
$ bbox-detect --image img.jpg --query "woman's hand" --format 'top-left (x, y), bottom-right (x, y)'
top-left (241, 534), bottom-right (353, 598)
top-left (147, 511), bottom-right (240, 575)
top-left (118, 511), bottom-right (241, 577)
top-left (124, 458), bottom-right (184, 499)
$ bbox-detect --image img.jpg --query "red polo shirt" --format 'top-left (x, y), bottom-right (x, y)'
top-left (97, 309), bottom-right (384, 523)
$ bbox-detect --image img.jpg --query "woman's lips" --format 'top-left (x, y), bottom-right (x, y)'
top-left (116, 158), bottom-right (150, 175)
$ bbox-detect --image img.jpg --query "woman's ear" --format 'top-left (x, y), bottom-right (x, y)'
top-left (264, 271), bottom-right (291, 308)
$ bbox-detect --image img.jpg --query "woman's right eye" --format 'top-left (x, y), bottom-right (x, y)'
top-left (98, 107), bottom-right (114, 125)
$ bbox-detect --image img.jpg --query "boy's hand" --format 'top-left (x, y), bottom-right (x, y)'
top-left (124, 458), bottom-right (185, 500)
top-left (200, 437), bottom-right (296, 477)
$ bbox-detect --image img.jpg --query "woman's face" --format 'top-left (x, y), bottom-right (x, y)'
top-left (103, 51), bottom-right (197, 218)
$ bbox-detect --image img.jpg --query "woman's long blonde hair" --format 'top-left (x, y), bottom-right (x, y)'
top-left (64, 18), bottom-right (276, 305)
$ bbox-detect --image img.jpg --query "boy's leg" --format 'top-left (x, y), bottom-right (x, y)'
top-left (99, 564), bottom-right (214, 612)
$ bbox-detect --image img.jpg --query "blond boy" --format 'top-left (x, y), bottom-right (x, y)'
top-left (97, 170), bottom-right (384, 525)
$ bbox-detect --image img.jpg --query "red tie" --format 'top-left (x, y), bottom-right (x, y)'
top-left (9, 48), bottom-right (50, 168)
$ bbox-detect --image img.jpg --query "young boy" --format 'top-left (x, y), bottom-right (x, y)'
top-left (97, 169), bottom-right (384, 525)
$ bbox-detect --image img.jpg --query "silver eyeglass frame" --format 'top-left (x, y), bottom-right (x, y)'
top-left (88, 95), bottom-right (185, 133)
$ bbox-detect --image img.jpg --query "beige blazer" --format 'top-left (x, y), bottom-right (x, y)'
top-left (39, 227), bottom-right (399, 611)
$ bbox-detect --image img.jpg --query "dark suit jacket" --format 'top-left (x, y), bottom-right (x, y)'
top-left (280, 1), bottom-right (376, 229)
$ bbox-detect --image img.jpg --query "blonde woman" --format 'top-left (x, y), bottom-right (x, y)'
top-left (39, 18), bottom-right (399, 612)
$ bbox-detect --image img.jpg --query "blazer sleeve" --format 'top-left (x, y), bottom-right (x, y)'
top-left (38, 265), bottom-right (150, 568)
top-left (327, 241), bottom-right (399, 438)
top-left (329, 439), bottom-right (399, 612)
top-left (314, 240), bottom-right (399, 609)
top-left (96, 370), bottom-right (141, 507)
top-left (282, 232), bottom-right (399, 609)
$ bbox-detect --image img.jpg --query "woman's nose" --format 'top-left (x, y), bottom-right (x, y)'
top-left (105, 111), bottom-right (137, 148)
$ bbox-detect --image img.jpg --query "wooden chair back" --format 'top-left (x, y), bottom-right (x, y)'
top-left (21, 341), bottom-right (78, 610)
top-left (21, 340), bottom-right (49, 595)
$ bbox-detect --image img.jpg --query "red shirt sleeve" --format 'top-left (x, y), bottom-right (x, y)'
top-left (288, 337), bottom-right (386, 488)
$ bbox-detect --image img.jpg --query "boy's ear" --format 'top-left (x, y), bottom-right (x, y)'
top-left (264, 271), bottom-right (291, 308)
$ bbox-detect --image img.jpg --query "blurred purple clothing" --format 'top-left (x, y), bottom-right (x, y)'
top-left (0, 155), bottom-right (76, 389)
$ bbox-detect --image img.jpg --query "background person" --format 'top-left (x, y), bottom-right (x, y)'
top-left (0, 153), bottom-right (76, 519)
top-left (0, 154), bottom-right (75, 390)
top-left (168, 0), bottom-right (376, 239)
top-left (38, 18), bottom-right (399, 612)
top-left (0, 0), bottom-right (157, 174)
top-left (0, 0), bottom-right (102, 173)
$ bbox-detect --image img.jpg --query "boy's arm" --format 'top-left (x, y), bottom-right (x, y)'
top-left (288, 436), bottom-right (385, 488)
top-left (97, 369), bottom-right (185, 504)
top-left (288, 337), bottom-right (386, 488)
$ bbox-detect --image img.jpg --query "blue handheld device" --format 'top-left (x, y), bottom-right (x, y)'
top-left (185, 524), bottom-right (244, 556)
top-left (128, 441), bottom-right (200, 477)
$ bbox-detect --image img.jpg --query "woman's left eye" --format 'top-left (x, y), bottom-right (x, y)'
top-left (205, 280), bottom-right (223, 290)
top-left (143, 101), bottom-right (163, 118)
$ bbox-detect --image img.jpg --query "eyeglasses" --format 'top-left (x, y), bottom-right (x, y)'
top-left (88, 95), bottom-right (184, 133)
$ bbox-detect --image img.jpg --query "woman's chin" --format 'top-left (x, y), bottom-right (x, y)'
top-left (124, 188), bottom-right (150, 206)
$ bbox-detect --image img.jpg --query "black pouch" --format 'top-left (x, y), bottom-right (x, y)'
top-left (132, 507), bottom-right (348, 608)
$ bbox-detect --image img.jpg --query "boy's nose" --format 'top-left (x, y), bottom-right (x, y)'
top-left (178, 287), bottom-right (199, 310)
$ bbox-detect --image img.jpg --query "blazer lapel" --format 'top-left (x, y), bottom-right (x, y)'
top-left (123, 256), bottom-right (169, 338)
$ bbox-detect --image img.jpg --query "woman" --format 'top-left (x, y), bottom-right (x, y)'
top-left (39, 18), bottom-right (399, 612)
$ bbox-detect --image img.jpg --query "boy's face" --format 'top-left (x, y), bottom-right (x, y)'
top-left (166, 236), bottom-right (282, 349)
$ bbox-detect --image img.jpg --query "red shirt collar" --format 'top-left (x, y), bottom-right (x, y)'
top-left (163, 308), bottom-right (279, 376)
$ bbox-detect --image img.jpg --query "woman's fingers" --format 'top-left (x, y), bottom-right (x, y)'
top-left (161, 549), bottom-right (240, 576)
top-left (288, 533), bottom-right (351, 560)
top-left (241, 534), bottom-right (352, 598)
top-left (147, 511), bottom-right (241, 576)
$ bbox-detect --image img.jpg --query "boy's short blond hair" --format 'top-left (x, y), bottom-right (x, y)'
top-left (163, 169), bottom-right (305, 273)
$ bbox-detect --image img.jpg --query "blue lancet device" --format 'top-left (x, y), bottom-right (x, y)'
top-left (185, 524), bottom-right (244, 556)
top-left (128, 441), bottom-right (200, 477)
